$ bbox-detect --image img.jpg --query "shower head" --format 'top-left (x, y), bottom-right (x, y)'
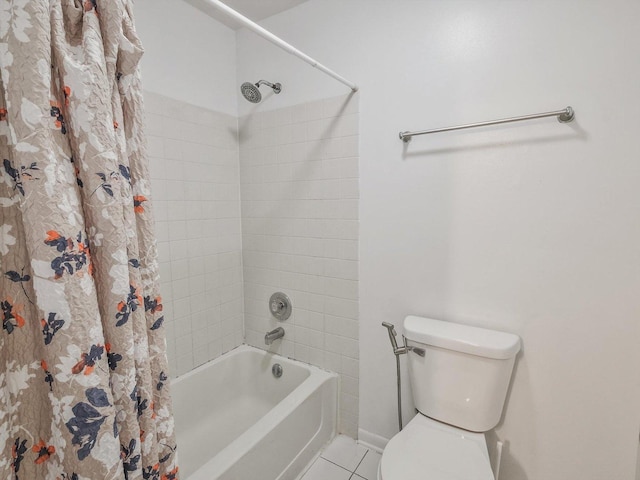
top-left (240, 80), bottom-right (282, 103)
top-left (240, 82), bottom-right (261, 103)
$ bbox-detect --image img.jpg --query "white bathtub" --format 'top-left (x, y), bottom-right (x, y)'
top-left (171, 345), bottom-right (338, 479)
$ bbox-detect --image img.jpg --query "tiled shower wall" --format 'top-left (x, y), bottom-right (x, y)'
top-left (144, 91), bottom-right (244, 377)
top-left (239, 94), bottom-right (360, 437)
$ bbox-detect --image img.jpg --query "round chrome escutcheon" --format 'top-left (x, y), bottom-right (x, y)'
top-left (269, 292), bottom-right (292, 321)
top-left (272, 364), bottom-right (283, 378)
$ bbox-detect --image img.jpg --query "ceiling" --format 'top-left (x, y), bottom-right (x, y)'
top-left (184, 0), bottom-right (309, 29)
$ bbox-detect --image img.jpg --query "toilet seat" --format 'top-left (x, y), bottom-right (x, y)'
top-left (379, 414), bottom-right (495, 480)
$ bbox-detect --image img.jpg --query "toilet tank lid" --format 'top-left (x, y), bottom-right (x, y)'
top-left (403, 316), bottom-right (521, 359)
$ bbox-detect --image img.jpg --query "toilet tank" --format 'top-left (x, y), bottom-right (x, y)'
top-left (404, 316), bottom-right (521, 432)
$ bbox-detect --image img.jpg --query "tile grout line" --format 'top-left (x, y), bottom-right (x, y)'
top-left (349, 449), bottom-right (369, 479)
top-left (298, 455), bottom-right (320, 479)
top-left (319, 455), bottom-right (355, 474)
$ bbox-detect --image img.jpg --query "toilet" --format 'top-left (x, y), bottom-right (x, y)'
top-left (378, 315), bottom-right (521, 480)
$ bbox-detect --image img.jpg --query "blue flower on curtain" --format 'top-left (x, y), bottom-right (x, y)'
top-left (65, 388), bottom-right (111, 460)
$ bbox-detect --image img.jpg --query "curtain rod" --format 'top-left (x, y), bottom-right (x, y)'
top-left (204, 0), bottom-right (358, 92)
top-left (399, 107), bottom-right (575, 142)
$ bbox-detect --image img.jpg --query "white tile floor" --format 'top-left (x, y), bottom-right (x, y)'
top-left (299, 435), bottom-right (382, 480)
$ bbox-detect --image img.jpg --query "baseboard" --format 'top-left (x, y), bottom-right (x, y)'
top-left (357, 428), bottom-right (389, 453)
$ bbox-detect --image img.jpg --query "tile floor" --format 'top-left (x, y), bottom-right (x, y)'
top-left (299, 435), bottom-right (382, 480)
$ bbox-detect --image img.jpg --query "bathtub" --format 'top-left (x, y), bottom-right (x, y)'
top-left (171, 345), bottom-right (338, 479)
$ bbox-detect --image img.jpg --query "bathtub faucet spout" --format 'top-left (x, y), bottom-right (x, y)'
top-left (265, 327), bottom-right (285, 345)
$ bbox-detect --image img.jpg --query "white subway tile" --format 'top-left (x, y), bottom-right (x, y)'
top-left (342, 356), bottom-right (359, 378)
top-left (147, 135), bottom-right (164, 158)
top-left (306, 99), bottom-right (325, 121)
top-left (334, 114), bottom-right (359, 137)
top-left (146, 113), bottom-right (164, 137)
top-left (324, 333), bottom-right (342, 354)
top-left (294, 343), bottom-right (310, 363)
top-left (174, 330), bottom-right (193, 352)
top-left (143, 91), bottom-right (164, 115)
top-left (308, 347), bottom-right (325, 369)
top-left (341, 375), bottom-right (359, 397)
top-left (158, 261), bottom-right (171, 282)
top-left (176, 353), bottom-right (194, 377)
top-left (325, 278), bottom-right (358, 300)
top-left (172, 278), bottom-right (190, 301)
top-left (341, 392), bottom-right (359, 416)
top-left (324, 297), bottom-right (358, 319)
top-left (222, 333), bottom-right (237, 353)
top-left (155, 221), bottom-right (169, 243)
top-left (341, 157), bottom-right (359, 178)
top-left (170, 260), bottom-right (189, 280)
top-left (290, 103), bottom-right (308, 124)
top-left (156, 241), bottom-right (170, 262)
top-left (341, 337), bottom-right (359, 359)
top-left (322, 94), bottom-right (359, 118)
top-left (325, 315), bottom-right (358, 340)
top-left (324, 259), bottom-right (358, 281)
top-left (324, 351), bottom-right (342, 373)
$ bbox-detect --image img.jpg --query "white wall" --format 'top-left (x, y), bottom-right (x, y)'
top-left (237, 2), bottom-right (640, 479)
top-left (239, 94), bottom-right (360, 437)
top-left (134, 0), bottom-right (238, 116)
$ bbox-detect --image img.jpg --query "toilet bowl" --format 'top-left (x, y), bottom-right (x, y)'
top-left (378, 414), bottom-right (494, 480)
top-left (377, 316), bottom-right (520, 480)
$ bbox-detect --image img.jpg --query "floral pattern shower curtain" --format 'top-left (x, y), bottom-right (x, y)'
top-left (0, 1), bottom-right (178, 479)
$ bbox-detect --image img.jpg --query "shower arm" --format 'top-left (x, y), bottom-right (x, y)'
top-left (203, 0), bottom-right (358, 92)
top-left (255, 80), bottom-right (282, 94)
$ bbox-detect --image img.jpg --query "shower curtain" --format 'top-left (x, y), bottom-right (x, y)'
top-left (0, 1), bottom-right (178, 479)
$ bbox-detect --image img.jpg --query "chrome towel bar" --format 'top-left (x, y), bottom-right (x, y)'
top-left (399, 106), bottom-right (575, 142)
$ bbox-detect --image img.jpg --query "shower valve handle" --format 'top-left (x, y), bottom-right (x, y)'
top-left (271, 299), bottom-right (285, 312)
